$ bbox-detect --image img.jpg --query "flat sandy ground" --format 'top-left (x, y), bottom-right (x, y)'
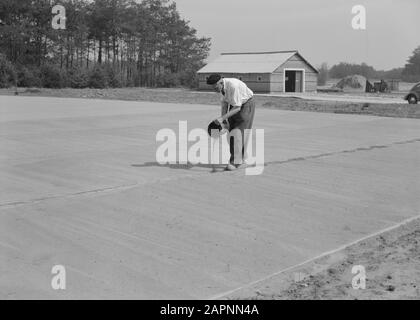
top-left (0, 95), bottom-right (419, 299)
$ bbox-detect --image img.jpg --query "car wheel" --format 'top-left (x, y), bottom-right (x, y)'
top-left (408, 95), bottom-right (418, 104)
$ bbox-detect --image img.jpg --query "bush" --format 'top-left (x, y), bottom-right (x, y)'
top-left (156, 72), bottom-right (181, 87)
top-left (169, 67), bottom-right (201, 89)
top-left (103, 63), bottom-right (122, 88)
top-left (89, 65), bottom-right (109, 88)
top-left (40, 64), bottom-right (65, 88)
top-left (179, 69), bottom-right (199, 89)
top-left (133, 71), bottom-right (143, 87)
top-left (126, 76), bottom-right (135, 87)
top-left (17, 66), bottom-right (42, 87)
top-left (401, 74), bottom-right (420, 83)
top-left (0, 55), bottom-right (17, 88)
top-left (67, 67), bottom-right (90, 88)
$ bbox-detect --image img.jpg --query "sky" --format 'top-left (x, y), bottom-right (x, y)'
top-left (174, 0), bottom-right (420, 70)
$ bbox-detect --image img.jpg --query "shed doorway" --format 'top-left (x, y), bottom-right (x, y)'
top-left (285, 70), bottom-right (303, 92)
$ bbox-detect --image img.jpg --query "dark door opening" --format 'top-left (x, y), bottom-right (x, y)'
top-left (285, 70), bottom-right (303, 92)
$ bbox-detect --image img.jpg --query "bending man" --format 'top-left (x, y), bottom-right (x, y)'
top-left (207, 74), bottom-right (256, 171)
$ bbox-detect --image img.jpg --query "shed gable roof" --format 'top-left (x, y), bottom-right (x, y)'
top-left (197, 51), bottom-right (318, 74)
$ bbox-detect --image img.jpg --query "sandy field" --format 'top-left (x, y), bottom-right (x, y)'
top-left (0, 95), bottom-right (419, 299)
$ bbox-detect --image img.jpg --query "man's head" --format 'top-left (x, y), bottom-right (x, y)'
top-left (206, 74), bottom-right (223, 93)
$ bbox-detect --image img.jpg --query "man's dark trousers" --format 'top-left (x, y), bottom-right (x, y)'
top-left (227, 97), bottom-right (256, 164)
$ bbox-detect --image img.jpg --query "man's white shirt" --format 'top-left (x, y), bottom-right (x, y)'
top-left (220, 78), bottom-right (253, 109)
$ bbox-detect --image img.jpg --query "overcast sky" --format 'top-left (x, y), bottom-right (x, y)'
top-left (175, 0), bottom-right (420, 70)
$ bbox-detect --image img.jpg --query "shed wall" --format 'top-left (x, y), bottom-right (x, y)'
top-left (273, 55), bottom-right (318, 92)
top-left (198, 73), bottom-right (271, 93)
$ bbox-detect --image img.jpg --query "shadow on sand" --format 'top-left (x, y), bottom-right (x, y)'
top-left (131, 162), bottom-right (227, 172)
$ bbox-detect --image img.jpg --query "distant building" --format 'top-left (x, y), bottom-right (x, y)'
top-left (197, 50), bottom-right (319, 93)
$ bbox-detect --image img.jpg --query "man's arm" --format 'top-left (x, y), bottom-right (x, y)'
top-left (215, 106), bottom-right (240, 125)
top-left (221, 101), bottom-right (228, 116)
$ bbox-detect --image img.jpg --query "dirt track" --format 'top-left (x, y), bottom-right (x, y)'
top-left (1, 87), bottom-right (419, 119)
top-left (0, 95), bottom-right (419, 299)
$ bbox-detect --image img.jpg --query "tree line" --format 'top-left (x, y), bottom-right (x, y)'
top-left (317, 45), bottom-right (420, 85)
top-left (0, 0), bottom-right (211, 88)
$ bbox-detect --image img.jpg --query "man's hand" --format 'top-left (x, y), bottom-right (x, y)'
top-left (215, 117), bottom-right (224, 126)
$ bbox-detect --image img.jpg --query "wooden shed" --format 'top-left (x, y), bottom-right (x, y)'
top-left (197, 50), bottom-right (319, 93)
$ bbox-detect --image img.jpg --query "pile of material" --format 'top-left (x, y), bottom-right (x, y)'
top-left (334, 75), bottom-right (369, 92)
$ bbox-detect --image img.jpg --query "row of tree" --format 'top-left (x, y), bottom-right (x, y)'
top-left (0, 0), bottom-right (211, 88)
top-left (317, 45), bottom-right (420, 85)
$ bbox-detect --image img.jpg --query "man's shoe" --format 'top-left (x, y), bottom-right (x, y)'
top-left (225, 163), bottom-right (237, 171)
top-left (235, 162), bottom-right (249, 169)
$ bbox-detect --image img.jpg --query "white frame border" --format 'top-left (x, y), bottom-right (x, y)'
top-left (283, 68), bottom-right (305, 93)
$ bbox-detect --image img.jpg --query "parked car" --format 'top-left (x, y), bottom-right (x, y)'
top-left (404, 82), bottom-right (420, 104)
